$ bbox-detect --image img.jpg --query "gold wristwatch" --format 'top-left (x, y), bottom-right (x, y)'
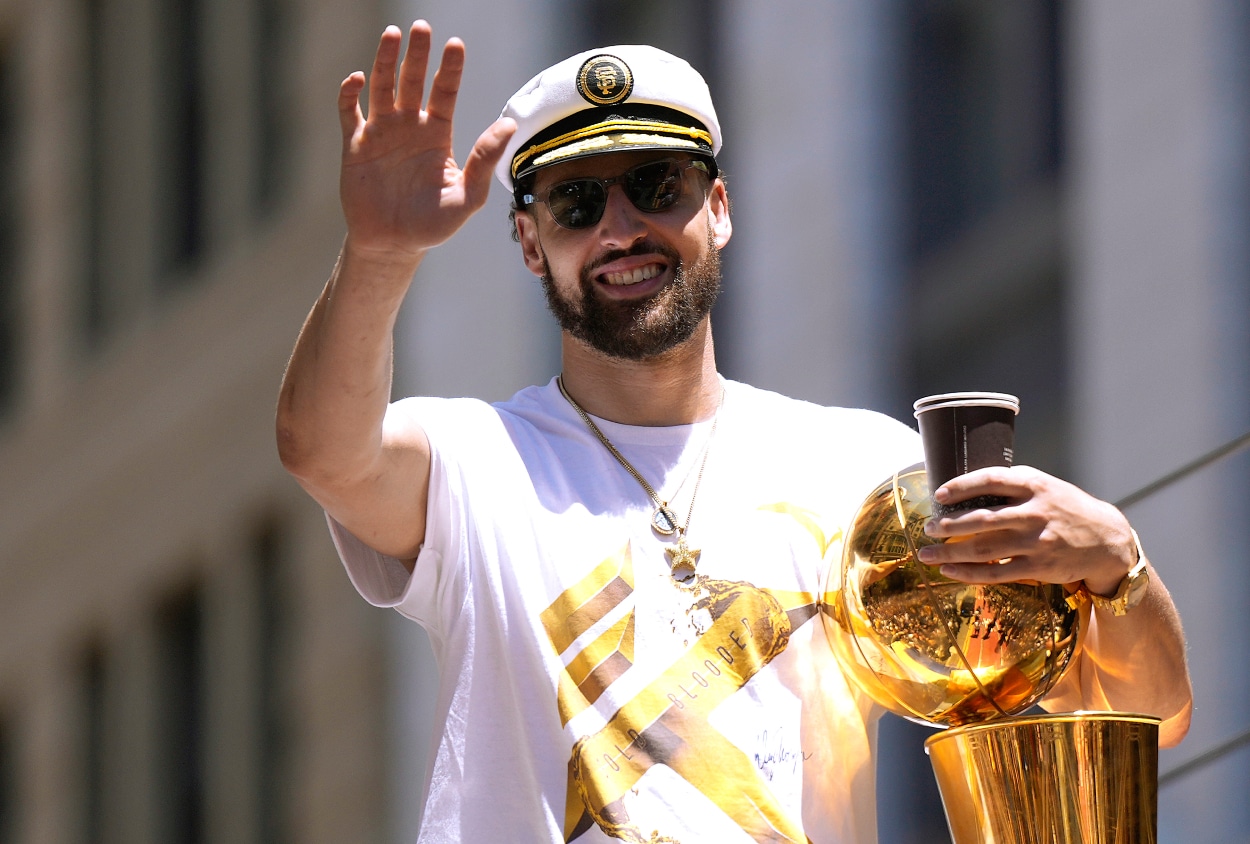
top-left (1083, 529), bottom-right (1150, 617)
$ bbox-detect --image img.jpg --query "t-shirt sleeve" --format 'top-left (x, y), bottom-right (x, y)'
top-left (326, 513), bottom-right (415, 607)
top-left (319, 395), bottom-right (487, 627)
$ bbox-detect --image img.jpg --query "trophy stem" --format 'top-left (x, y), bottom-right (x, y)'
top-left (925, 712), bottom-right (1160, 844)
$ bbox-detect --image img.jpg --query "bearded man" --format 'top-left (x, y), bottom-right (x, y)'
top-left (277, 22), bottom-right (1191, 843)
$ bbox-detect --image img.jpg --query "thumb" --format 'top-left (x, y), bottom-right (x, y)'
top-left (462, 117), bottom-right (518, 210)
top-left (338, 72), bottom-right (367, 149)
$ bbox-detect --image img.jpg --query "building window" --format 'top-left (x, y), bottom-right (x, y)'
top-left (252, 0), bottom-right (291, 217)
top-left (255, 522), bottom-right (290, 844)
top-left (155, 0), bottom-right (208, 281)
top-left (154, 586), bottom-right (206, 844)
top-left (0, 40), bottom-right (21, 416)
top-left (82, 0), bottom-right (111, 347)
top-left (898, 0), bottom-right (1068, 476)
top-left (902, 0), bottom-right (1062, 260)
top-left (80, 644), bottom-right (107, 844)
top-left (0, 707), bottom-right (16, 844)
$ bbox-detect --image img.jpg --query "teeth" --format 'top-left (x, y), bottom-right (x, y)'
top-left (602, 264), bottom-right (661, 286)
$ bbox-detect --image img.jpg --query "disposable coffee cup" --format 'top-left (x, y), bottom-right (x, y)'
top-left (913, 392), bottom-right (1019, 516)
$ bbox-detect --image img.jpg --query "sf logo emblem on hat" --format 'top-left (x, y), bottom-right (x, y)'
top-left (576, 55), bottom-right (633, 106)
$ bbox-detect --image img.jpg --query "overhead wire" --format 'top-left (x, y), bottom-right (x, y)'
top-left (1112, 429), bottom-right (1250, 786)
top-left (1114, 429), bottom-right (1250, 510)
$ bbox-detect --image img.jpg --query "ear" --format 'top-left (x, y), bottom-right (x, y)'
top-left (707, 179), bottom-right (732, 249)
top-left (515, 210), bottom-right (548, 277)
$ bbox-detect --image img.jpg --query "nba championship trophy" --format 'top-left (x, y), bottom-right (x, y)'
top-left (822, 394), bottom-right (1159, 843)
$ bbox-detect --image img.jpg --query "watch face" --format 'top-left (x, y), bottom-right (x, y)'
top-left (1124, 566), bottom-right (1150, 610)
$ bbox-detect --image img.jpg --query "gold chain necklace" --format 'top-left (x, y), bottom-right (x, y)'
top-left (557, 376), bottom-right (722, 582)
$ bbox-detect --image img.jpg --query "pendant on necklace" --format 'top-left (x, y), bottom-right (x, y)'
top-left (652, 504), bottom-right (679, 536)
top-left (666, 537), bottom-right (700, 582)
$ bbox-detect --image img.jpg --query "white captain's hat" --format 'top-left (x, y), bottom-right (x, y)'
top-left (495, 45), bottom-right (721, 191)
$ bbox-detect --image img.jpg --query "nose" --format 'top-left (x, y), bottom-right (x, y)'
top-left (594, 183), bottom-right (648, 249)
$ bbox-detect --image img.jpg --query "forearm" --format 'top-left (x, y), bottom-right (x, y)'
top-left (272, 21), bottom-right (510, 560)
top-left (276, 237), bottom-right (426, 487)
top-left (1046, 564), bottom-right (1192, 747)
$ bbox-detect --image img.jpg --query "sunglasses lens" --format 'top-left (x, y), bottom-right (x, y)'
top-left (538, 159), bottom-right (702, 229)
top-left (546, 180), bottom-right (607, 229)
top-left (626, 160), bottom-right (685, 212)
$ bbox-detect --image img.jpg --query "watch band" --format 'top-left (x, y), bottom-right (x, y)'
top-left (1067, 529), bottom-right (1150, 617)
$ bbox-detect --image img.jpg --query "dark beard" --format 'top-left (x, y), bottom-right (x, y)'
top-left (540, 231), bottom-right (722, 360)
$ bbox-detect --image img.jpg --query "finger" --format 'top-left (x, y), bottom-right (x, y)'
top-left (425, 37), bottom-right (466, 123)
top-left (338, 72), bottom-right (366, 147)
top-left (917, 531), bottom-right (1029, 567)
top-left (933, 465), bottom-right (1035, 505)
top-left (924, 502), bottom-right (1040, 540)
top-left (367, 25), bottom-right (404, 117)
top-left (461, 118), bottom-right (518, 209)
top-left (395, 20), bottom-right (432, 112)
top-left (936, 559), bottom-right (1042, 585)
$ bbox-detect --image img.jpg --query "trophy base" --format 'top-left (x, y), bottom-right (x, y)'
top-left (925, 711), bottom-right (1160, 844)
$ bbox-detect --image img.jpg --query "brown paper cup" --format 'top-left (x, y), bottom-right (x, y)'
top-left (913, 392), bottom-right (1019, 515)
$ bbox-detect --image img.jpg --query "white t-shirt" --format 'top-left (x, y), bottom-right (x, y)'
top-left (330, 378), bottom-right (922, 843)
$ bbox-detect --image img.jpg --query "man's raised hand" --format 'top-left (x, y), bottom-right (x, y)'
top-left (337, 21), bottom-right (516, 260)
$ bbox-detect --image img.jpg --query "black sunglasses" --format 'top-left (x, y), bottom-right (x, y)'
top-left (521, 158), bottom-right (711, 230)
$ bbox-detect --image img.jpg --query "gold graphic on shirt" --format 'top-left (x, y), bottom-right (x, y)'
top-left (543, 543), bottom-right (636, 653)
top-left (545, 503), bottom-right (838, 843)
top-left (546, 544), bottom-right (637, 727)
top-left (568, 578), bottom-right (806, 842)
top-left (568, 609), bottom-right (635, 705)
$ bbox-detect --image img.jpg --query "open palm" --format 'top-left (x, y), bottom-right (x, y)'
top-left (337, 21), bottom-right (515, 258)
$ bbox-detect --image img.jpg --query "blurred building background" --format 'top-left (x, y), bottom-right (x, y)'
top-left (0, 0), bottom-right (1245, 841)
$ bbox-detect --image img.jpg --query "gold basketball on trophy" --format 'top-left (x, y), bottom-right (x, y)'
top-left (822, 462), bottom-right (1082, 727)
